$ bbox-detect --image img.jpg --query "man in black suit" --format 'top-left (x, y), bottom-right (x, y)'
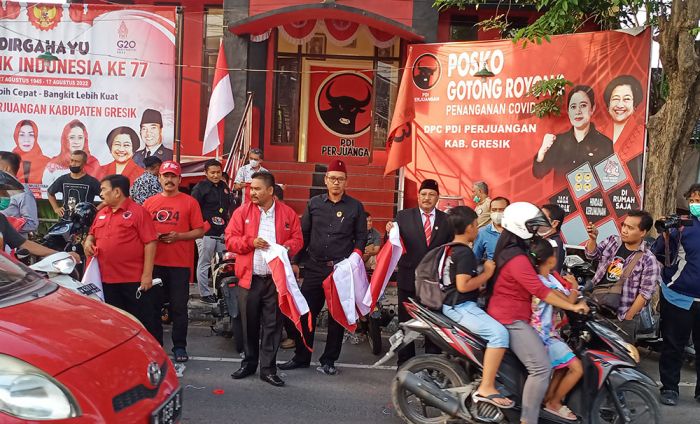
top-left (387, 179), bottom-right (452, 365)
top-left (134, 109), bottom-right (173, 168)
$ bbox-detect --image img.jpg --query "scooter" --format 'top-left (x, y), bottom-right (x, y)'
top-left (377, 298), bottom-right (660, 424)
top-left (210, 249), bottom-right (245, 354)
top-left (42, 202), bottom-right (97, 278)
top-left (28, 251), bottom-right (103, 302)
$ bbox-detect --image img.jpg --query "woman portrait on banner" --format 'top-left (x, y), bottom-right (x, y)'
top-left (99, 126), bottom-right (144, 184)
top-left (13, 119), bottom-right (49, 195)
top-left (43, 120), bottom-right (101, 192)
top-left (532, 85), bottom-right (614, 182)
top-left (599, 75), bottom-right (646, 165)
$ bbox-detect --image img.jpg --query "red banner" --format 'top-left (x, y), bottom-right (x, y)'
top-left (307, 68), bottom-right (373, 165)
top-left (386, 30), bottom-right (652, 245)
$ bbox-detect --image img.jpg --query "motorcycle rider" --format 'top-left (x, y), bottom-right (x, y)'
top-left (441, 206), bottom-right (513, 409)
top-left (487, 202), bottom-right (588, 424)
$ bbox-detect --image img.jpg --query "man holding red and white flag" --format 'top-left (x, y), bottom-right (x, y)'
top-left (225, 171), bottom-right (303, 387)
top-left (202, 40), bottom-right (234, 156)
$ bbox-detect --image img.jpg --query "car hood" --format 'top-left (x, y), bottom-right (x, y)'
top-left (0, 287), bottom-right (141, 376)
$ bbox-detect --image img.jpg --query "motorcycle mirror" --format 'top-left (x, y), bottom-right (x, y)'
top-left (0, 171), bottom-right (24, 191)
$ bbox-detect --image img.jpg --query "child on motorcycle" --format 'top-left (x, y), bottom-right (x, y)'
top-left (442, 206), bottom-right (514, 409)
top-left (530, 238), bottom-right (583, 421)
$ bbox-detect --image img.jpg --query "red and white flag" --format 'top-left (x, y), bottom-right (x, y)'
top-left (262, 243), bottom-right (312, 351)
top-left (363, 225), bottom-right (403, 311)
top-left (202, 40), bottom-right (234, 155)
top-left (322, 252), bottom-right (369, 333)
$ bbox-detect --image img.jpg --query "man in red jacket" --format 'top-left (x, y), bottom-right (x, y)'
top-left (225, 171), bottom-right (303, 387)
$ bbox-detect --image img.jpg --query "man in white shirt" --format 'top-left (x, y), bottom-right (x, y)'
top-left (234, 148), bottom-right (267, 202)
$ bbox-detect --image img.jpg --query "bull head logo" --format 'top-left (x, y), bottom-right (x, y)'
top-left (319, 79), bottom-right (372, 136)
top-left (412, 54), bottom-right (441, 90)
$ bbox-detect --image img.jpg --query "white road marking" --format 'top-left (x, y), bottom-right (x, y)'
top-left (187, 356), bottom-right (396, 371)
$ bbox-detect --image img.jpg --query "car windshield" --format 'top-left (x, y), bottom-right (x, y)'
top-left (0, 253), bottom-right (53, 308)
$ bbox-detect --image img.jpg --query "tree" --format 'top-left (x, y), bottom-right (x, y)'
top-left (433, 0), bottom-right (700, 222)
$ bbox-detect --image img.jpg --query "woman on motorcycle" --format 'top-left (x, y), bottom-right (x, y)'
top-left (487, 202), bottom-right (589, 424)
top-left (442, 206), bottom-right (513, 409)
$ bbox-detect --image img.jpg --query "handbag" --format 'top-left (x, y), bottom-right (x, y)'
top-left (592, 251), bottom-right (643, 313)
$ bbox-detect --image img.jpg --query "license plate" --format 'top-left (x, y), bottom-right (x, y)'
top-left (151, 388), bottom-right (182, 424)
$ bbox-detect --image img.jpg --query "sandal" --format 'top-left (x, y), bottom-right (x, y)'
top-left (472, 392), bottom-right (515, 409)
top-left (172, 347), bottom-right (189, 363)
top-left (544, 404), bottom-right (577, 421)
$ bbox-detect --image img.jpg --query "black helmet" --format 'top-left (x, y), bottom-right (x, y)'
top-left (71, 202), bottom-right (97, 230)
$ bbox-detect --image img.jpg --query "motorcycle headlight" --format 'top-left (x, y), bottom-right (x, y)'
top-left (0, 354), bottom-right (81, 419)
top-left (623, 342), bottom-right (640, 363)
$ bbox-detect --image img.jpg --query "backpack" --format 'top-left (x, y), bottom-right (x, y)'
top-left (415, 242), bottom-right (461, 310)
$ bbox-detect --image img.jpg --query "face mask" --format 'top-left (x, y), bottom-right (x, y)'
top-left (249, 159), bottom-right (259, 168)
top-left (690, 204), bottom-right (700, 218)
top-left (490, 211), bottom-right (503, 225)
top-left (69, 166), bottom-right (82, 174)
top-left (473, 195), bottom-right (480, 203)
top-left (0, 197), bottom-right (9, 211)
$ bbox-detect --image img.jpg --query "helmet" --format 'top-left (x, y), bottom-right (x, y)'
top-left (501, 202), bottom-right (552, 240)
top-left (71, 202), bottom-right (97, 230)
top-left (0, 170), bottom-right (24, 192)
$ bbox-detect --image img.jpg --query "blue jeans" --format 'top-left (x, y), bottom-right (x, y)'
top-left (443, 301), bottom-right (509, 348)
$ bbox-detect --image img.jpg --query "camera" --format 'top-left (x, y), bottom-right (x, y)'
top-left (654, 214), bottom-right (694, 232)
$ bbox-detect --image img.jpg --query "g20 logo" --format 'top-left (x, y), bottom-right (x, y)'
top-left (116, 40), bottom-right (136, 49)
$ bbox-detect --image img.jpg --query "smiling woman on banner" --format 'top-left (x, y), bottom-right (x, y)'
top-left (12, 119), bottom-right (48, 194)
top-left (99, 126), bottom-right (144, 184)
top-left (43, 120), bottom-right (101, 191)
top-left (532, 85), bottom-right (613, 182)
top-left (599, 75), bottom-right (645, 165)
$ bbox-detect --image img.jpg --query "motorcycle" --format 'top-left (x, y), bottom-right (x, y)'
top-left (26, 251), bottom-right (103, 302)
top-left (43, 202), bottom-right (97, 277)
top-left (376, 298), bottom-right (660, 424)
top-left (209, 249), bottom-right (245, 354)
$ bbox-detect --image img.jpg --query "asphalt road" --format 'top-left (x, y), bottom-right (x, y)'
top-left (166, 325), bottom-right (699, 424)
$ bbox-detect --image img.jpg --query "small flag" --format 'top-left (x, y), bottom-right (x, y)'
top-left (202, 40), bottom-right (234, 155)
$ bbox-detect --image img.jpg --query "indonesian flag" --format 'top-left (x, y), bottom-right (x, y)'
top-left (81, 257), bottom-right (104, 301)
top-left (363, 224), bottom-right (403, 311)
top-left (322, 252), bottom-right (369, 333)
top-left (262, 243), bottom-right (312, 351)
top-left (384, 51), bottom-right (415, 175)
top-left (202, 40), bottom-right (234, 155)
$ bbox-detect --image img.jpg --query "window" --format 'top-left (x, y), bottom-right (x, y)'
top-left (449, 16), bottom-right (478, 41)
top-left (272, 57), bottom-right (300, 145)
top-left (372, 60), bottom-right (399, 150)
top-left (199, 8), bottom-right (224, 139)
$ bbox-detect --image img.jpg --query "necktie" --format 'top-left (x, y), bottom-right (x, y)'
top-left (145, 150), bottom-right (152, 158)
top-left (423, 213), bottom-right (432, 245)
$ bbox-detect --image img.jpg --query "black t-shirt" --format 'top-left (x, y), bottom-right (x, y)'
top-left (191, 180), bottom-right (233, 237)
top-left (599, 243), bottom-right (634, 287)
top-left (47, 174), bottom-right (101, 212)
top-left (444, 244), bottom-right (479, 305)
top-left (0, 213), bottom-right (26, 249)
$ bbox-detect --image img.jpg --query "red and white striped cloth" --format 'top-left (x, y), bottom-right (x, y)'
top-left (322, 252), bottom-right (369, 332)
top-left (363, 225), bottom-right (403, 312)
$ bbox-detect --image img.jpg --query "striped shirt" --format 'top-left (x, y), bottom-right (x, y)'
top-left (253, 202), bottom-right (276, 276)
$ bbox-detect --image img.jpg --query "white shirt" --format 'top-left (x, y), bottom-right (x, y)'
top-left (420, 208), bottom-right (436, 229)
top-left (253, 202), bottom-right (276, 276)
top-left (234, 163), bottom-right (268, 184)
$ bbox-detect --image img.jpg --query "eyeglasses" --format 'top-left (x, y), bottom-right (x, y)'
top-left (326, 176), bottom-right (347, 184)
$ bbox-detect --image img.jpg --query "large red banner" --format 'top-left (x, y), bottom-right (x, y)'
top-left (386, 30), bottom-right (651, 245)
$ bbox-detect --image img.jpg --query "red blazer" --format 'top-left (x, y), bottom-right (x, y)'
top-left (99, 159), bottom-right (144, 185)
top-left (225, 200), bottom-right (303, 289)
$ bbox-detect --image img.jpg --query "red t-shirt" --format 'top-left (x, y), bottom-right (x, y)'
top-left (89, 198), bottom-right (157, 283)
top-left (487, 254), bottom-right (553, 325)
top-left (143, 192), bottom-right (204, 267)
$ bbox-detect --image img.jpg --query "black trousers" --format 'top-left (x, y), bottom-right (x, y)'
top-left (153, 266), bottom-right (190, 350)
top-left (290, 259), bottom-right (345, 367)
top-left (397, 286), bottom-right (441, 365)
top-left (238, 275), bottom-right (282, 375)
top-left (659, 295), bottom-right (700, 396)
top-left (103, 282), bottom-right (161, 344)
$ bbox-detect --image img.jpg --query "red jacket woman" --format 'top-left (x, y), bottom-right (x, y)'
top-left (225, 200), bottom-right (303, 289)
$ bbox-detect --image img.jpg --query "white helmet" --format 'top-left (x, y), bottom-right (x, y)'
top-left (502, 202), bottom-right (552, 240)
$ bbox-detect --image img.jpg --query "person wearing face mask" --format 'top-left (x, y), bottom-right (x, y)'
top-left (473, 196), bottom-right (510, 261)
top-left (0, 151), bottom-right (38, 236)
top-left (233, 148), bottom-right (267, 203)
top-left (541, 203), bottom-right (566, 273)
top-left (533, 85), bottom-right (613, 182)
top-left (652, 184), bottom-right (700, 406)
top-left (47, 150), bottom-right (101, 219)
top-left (472, 181), bottom-right (492, 228)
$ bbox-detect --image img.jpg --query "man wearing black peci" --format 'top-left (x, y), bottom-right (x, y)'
top-left (387, 179), bottom-right (452, 365)
top-left (279, 159), bottom-right (367, 376)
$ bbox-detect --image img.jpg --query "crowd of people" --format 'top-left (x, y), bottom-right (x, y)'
top-left (0, 142), bottom-right (698, 423)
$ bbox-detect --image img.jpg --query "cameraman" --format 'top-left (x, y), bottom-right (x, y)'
top-left (653, 183), bottom-right (700, 406)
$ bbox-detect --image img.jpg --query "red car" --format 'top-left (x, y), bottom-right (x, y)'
top-left (0, 253), bottom-right (182, 423)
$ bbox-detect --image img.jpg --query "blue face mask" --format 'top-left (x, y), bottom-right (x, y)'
top-left (690, 203), bottom-right (700, 218)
